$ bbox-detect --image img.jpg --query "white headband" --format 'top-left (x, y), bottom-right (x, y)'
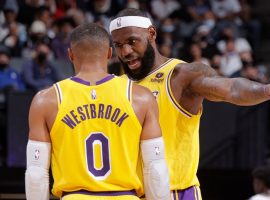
top-left (109, 16), bottom-right (152, 33)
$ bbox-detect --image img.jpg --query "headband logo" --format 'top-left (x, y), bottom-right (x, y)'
top-left (117, 18), bottom-right (121, 27)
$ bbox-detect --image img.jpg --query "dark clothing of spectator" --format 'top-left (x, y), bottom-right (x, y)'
top-left (21, 60), bottom-right (61, 92)
top-left (0, 65), bottom-right (25, 91)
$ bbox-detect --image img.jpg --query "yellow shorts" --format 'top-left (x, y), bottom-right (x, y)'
top-left (62, 194), bottom-right (140, 200)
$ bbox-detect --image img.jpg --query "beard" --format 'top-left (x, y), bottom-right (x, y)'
top-left (119, 41), bottom-right (155, 81)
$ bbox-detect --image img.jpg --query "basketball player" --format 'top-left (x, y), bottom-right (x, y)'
top-left (109, 8), bottom-right (270, 200)
top-left (25, 23), bottom-right (170, 200)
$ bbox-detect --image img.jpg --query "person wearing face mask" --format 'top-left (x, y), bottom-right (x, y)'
top-left (0, 45), bottom-right (25, 91)
top-left (21, 42), bottom-right (61, 92)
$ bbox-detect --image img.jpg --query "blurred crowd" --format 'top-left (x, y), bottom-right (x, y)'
top-left (0, 0), bottom-right (269, 95)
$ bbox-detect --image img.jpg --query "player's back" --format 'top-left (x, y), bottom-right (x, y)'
top-left (50, 74), bottom-right (143, 198)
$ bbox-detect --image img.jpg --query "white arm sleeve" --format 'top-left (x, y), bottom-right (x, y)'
top-left (25, 140), bottom-right (51, 200)
top-left (141, 137), bottom-right (170, 200)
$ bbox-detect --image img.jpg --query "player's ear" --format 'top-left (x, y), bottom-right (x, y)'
top-left (68, 48), bottom-right (73, 62)
top-left (148, 26), bottom-right (157, 41)
top-left (107, 47), bottom-right (112, 60)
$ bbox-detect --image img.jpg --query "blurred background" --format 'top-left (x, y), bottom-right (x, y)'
top-left (0, 0), bottom-right (270, 199)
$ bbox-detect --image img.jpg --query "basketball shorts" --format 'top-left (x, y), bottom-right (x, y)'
top-left (170, 186), bottom-right (202, 200)
top-left (61, 190), bottom-right (140, 200)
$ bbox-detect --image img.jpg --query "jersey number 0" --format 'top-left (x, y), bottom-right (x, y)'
top-left (85, 132), bottom-right (111, 180)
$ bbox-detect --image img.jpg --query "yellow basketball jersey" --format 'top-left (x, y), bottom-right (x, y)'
top-left (50, 75), bottom-right (143, 198)
top-left (136, 59), bottom-right (202, 190)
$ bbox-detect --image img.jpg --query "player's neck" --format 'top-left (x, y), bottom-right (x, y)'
top-left (152, 52), bottom-right (170, 71)
top-left (76, 64), bottom-right (109, 83)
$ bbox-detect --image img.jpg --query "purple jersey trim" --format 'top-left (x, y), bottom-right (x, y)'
top-left (55, 83), bottom-right (62, 104)
top-left (96, 74), bottom-right (115, 85)
top-left (166, 69), bottom-right (192, 118)
top-left (140, 58), bottom-right (173, 80)
top-left (70, 77), bottom-right (90, 86)
top-left (70, 75), bottom-right (115, 86)
top-left (127, 79), bottom-right (132, 102)
top-left (62, 189), bottom-right (137, 197)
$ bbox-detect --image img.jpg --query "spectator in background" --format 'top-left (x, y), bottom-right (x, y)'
top-left (210, 0), bottom-right (242, 22)
top-left (239, 0), bottom-right (261, 49)
top-left (51, 17), bottom-right (75, 60)
top-left (210, 0), bottom-right (242, 37)
top-left (35, 6), bottom-right (55, 39)
top-left (21, 42), bottom-right (60, 92)
top-left (249, 165), bottom-right (270, 200)
top-left (0, 0), bottom-right (27, 57)
top-left (16, 0), bottom-right (41, 27)
top-left (210, 53), bottom-right (222, 74)
top-left (188, 42), bottom-right (210, 65)
top-left (231, 52), bottom-right (268, 83)
top-left (159, 42), bottom-right (172, 57)
top-left (22, 20), bottom-right (50, 59)
top-left (0, 45), bottom-right (25, 91)
top-left (191, 24), bottom-right (220, 59)
top-left (150, 0), bottom-right (181, 21)
top-left (217, 26), bottom-right (252, 55)
top-left (220, 38), bottom-right (242, 76)
top-left (186, 0), bottom-right (211, 22)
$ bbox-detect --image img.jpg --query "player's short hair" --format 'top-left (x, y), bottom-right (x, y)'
top-left (70, 23), bottom-right (110, 46)
top-left (115, 8), bottom-right (147, 18)
top-left (252, 165), bottom-right (270, 188)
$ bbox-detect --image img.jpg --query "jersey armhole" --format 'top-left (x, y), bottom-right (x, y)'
top-left (166, 69), bottom-right (193, 118)
top-left (53, 82), bottom-right (62, 106)
top-left (126, 79), bottom-right (133, 103)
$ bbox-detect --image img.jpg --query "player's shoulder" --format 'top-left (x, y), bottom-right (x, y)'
top-left (132, 82), bottom-right (155, 104)
top-left (31, 86), bottom-right (57, 109)
top-left (174, 62), bottom-right (213, 74)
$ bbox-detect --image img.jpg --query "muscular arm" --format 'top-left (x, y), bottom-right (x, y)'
top-left (132, 84), bottom-right (170, 200)
top-left (132, 84), bottom-right (162, 140)
top-left (178, 62), bottom-right (270, 106)
top-left (25, 87), bottom-right (57, 200)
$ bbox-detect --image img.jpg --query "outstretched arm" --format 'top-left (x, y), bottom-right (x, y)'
top-left (183, 62), bottom-right (270, 106)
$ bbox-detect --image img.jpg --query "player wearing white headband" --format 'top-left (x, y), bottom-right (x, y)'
top-left (109, 16), bottom-right (152, 33)
top-left (110, 8), bottom-right (270, 200)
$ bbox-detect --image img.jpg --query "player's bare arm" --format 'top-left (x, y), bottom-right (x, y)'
top-left (132, 83), bottom-right (162, 140)
top-left (173, 62), bottom-right (270, 106)
top-left (25, 86), bottom-right (57, 200)
top-left (132, 83), bottom-right (170, 200)
top-left (28, 86), bottom-right (57, 142)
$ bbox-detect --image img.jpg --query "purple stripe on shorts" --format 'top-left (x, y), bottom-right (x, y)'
top-left (173, 190), bottom-right (177, 200)
top-left (70, 77), bottom-right (90, 86)
top-left (176, 186), bottom-right (196, 200)
top-left (195, 187), bottom-right (199, 200)
top-left (62, 189), bottom-right (137, 197)
top-left (96, 74), bottom-right (115, 85)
